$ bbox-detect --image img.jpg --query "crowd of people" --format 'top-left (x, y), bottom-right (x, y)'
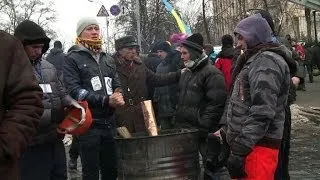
top-left (0, 8), bottom-right (318, 180)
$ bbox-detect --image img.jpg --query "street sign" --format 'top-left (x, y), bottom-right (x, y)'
top-left (110, 5), bottom-right (121, 16)
top-left (97, 5), bottom-right (109, 17)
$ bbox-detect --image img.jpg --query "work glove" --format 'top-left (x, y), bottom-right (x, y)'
top-left (227, 142), bottom-right (251, 179)
top-left (227, 153), bottom-right (246, 179)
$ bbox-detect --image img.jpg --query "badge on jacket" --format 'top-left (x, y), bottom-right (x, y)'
top-left (91, 76), bottom-right (102, 91)
top-left (39, 84), bottom-right (53, 93)
top-left (104, 77), bottom-right (113, 95)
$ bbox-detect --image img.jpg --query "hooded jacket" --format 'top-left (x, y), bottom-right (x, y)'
top-left (46, 48), bottom-right (66, 75)
top-left (0, 31), bottom-right (43, 180)
top-left (14, 20), bottom-right (50, 56)
top-left (226, 15), bottom-right (296, 156)
top-left (14, 20), bottom-right (71, 145)
top-left (215, 47), bottom-right (235, 92)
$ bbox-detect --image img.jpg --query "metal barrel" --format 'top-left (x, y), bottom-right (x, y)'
top-left (116, 128), bottom-right (200, 180)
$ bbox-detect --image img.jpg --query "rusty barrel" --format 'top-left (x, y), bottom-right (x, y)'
top-left (116, 128), bottom-right (200, 180)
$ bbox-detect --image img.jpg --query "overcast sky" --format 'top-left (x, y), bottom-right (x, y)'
top-left (52, 0), bottom-right (201, 49)
top-left (54, 0), bottom-right (119, 47)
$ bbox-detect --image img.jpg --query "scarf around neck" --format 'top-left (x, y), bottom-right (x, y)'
top-left (76, 37), bottom-right (103, 54)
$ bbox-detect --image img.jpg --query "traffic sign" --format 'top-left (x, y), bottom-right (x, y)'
top-left (110, 5), bottom-right (121, 16)
top-left (97, 5), bottom-right (109, 17)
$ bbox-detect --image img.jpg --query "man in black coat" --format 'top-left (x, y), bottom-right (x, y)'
top-left (175, 33), bottom-right (228, 179)
top-left (46, 41), bottom-right (66, 76)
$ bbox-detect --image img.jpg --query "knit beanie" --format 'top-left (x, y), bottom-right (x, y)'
top-left (181, 33), bottom-right (204, 56)
top-left (221, 34), bottom-right (234, 48)
top-left (153, 41), bottom-right (172, 53)
top-left (76, 17), bottom-right (99, 36)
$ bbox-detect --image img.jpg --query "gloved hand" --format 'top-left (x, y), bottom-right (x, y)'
top-left (227, 153), bottom-right (247, 179)
top-left (227, 142), bottom-right (252, 179)
top-left (62, 134), bottom-right (73, 146)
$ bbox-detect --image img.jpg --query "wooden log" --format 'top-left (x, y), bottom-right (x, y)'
top-left (141, 100), bottom-right (158, 136)
top-left (117, 127), bottom-right (132, 138)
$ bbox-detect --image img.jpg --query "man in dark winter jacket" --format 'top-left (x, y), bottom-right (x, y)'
top-left (223, 14), bottom-right (296, 179)
top-left (64, 17), bottom-right (124, 180)
top-left (46, 41), bottom-right (66, 76)
top-left (14, 20), bottom-right (73, 180)
top-left (176, 33), bottom-right (228, 179)
top-left (153, 41), bottom-right (183, 129)
top-left (215, 34), bottom-right (235, 92)
top-left (113, 35), bottom-right (181, 134)
top-left (257, 10), bottom-right (299, 180)
top-left (0, 31), bottom-right (44, 180)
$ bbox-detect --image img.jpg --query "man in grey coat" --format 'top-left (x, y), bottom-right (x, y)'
top-left (14, 20), bottom-right (72, 180)
top-left (221, 14), bottom-right (297, 179)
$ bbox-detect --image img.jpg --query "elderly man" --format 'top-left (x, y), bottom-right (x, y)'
top-left (113, 35), bottom-right (180, 134)
top-left (63, 17), bottom-right (124, 180)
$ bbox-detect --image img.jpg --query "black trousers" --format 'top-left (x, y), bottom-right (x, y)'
top-left (275, 105), bottom-right (291, 180)
top-left (20, 140), bottom-right (67, 180)
top-left (77, 123), bottom-right (118, 180)
top-left (69, 135), bottom-right (79, 160)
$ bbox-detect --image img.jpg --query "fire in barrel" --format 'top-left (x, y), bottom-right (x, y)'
top-left (116, 100), bottom-right (200, 179)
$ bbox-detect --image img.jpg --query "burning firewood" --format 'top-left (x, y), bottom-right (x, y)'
top-left (141, 100), bottom-right (158, 136)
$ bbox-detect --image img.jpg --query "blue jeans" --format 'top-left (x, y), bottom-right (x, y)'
top-left (20, 140), bottom-right (67, 180)
top-left (77, 122), bottom-right (117, 180)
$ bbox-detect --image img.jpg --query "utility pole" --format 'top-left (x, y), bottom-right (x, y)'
top-left (135, 0), bottom-right (142, 51)
top-left (106, 18), bottom-right (110, 52)
top-left (314, 11), bottom-right (318, 42)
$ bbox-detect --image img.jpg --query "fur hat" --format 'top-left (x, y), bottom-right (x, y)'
top-left (181, 33), bottom-right (204, 55)
top-left (76, 17), bottom-right (99, 36)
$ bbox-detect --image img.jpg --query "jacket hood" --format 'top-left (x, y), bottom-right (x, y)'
top-left (263, 44), bottom-right (297, 75)
top-left (14, 20), bottom-right (50, 54)
top-left (234, 14), bottom-right (272, 49)
top-left (217, 47), bottom-right (234, 58)
top-left (49, 48), bottom-right (63, 55)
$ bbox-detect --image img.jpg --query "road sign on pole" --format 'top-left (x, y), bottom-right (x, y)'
top-left (110, 5), bottom-right (121, 16)
top-left (97, 5), bottom-right (109, 17)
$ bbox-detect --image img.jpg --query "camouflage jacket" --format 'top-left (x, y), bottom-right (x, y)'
top-left (226, 50), bottom-right (291, 154)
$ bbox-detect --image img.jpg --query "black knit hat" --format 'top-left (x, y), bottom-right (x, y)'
top-left (153, 41), bottom-right (172, 53)
top-left (181, 33), bottom-right (204, 54)
top-left (14, 20), bottom-right (50, 54)
top-left (115, 35), bottom-right (138, 51)
top-left (221, 34), bottom-right (234, 48)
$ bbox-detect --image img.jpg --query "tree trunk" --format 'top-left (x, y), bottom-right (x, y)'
top-left (202, 0), bottom-right (211, 43)
top-left (305, 8), bottom-right (312, 42)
